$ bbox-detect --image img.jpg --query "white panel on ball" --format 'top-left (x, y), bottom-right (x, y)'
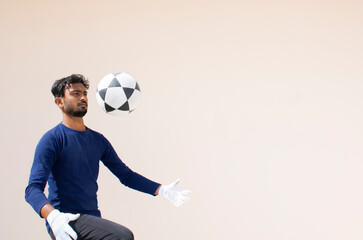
top-left (104, 87), bottom-right (127, 109)
top-left (127, 90), bottom-right (141, 110)
top-left (97, 73), bottom-right (114, 90)
top-left (117, 73), bottom-right (137, 88)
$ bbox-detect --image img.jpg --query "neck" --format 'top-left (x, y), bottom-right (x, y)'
top-left (62, 113), bottom-right (86, 131)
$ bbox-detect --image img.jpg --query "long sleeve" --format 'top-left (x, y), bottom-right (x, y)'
top-left (100, 138), bottom-right (160, 195)
top-left (25, 133), bottom-right (57, 216)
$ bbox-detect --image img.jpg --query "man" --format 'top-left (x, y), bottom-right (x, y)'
top-left (25, 74), bottom-right (191, 240)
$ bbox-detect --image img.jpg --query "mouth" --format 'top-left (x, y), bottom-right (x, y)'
top-left (78, 102), bottom-right (88, 107)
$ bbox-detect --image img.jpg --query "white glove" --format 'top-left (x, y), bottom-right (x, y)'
top-left (159, 179), bottom-right (191, 207)
top-left (47, 209), bottom-right (80, 240)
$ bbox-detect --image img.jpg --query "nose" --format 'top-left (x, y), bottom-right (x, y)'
top-left (80, 94), bottom-right (87, 101)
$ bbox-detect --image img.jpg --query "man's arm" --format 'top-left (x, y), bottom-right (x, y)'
top-left (100, 137), bottom-right (161, 195)
top-left (25, 132), bottom-right (58, 215)
top-left (40, 203), bottom-right (55, 219)
top-left (154, 185), bottom-right (161, 195)
top-left (25, 132), bottom-right (80, 240)
top-left (27, 165), bottom-right (81, 240)
top-left (99, 134), bottom-right (191, 206)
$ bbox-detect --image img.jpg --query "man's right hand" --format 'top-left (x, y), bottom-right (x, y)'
top-left (47, 209), bottom-right (80, 240)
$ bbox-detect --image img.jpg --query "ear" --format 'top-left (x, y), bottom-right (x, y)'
top-left (55, 97), bottom-right (64, 109)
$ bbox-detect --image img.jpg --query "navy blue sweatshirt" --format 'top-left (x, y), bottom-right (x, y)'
top-left (25, 123), bottom-right (160, 217)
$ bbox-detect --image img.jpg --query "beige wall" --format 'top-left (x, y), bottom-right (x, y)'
top-left (1, 0), bottom-right (363, 239)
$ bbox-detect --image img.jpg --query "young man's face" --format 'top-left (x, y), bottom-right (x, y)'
top-left (60, 83), bottom-right (88, 117)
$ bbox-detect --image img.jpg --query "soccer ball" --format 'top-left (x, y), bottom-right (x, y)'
top-left (96, 72), bottom-right (141, 116)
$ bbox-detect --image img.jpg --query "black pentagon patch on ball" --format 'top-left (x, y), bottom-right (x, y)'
top-left (135, 82), bottom-right (140, 91)
top-left (123, 88), bottom-right (135, 100)
top-left (98, 88), bottom-right (107, 101)
top-left (109, 78), bottom-right (122, 88)
top-left (118, 101), bottom-right (130, 111)
top-left (105, 103), bottom-right (116, 112)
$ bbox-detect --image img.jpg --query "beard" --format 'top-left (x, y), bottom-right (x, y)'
top-left (63, 100), bottom-right (87, 117)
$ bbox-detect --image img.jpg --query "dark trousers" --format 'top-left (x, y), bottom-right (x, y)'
top-left (49, 214), bottom-right (134, 240)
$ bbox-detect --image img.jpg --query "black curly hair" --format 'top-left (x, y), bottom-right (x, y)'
top-left (51, 74), bottom-right (90, 98)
